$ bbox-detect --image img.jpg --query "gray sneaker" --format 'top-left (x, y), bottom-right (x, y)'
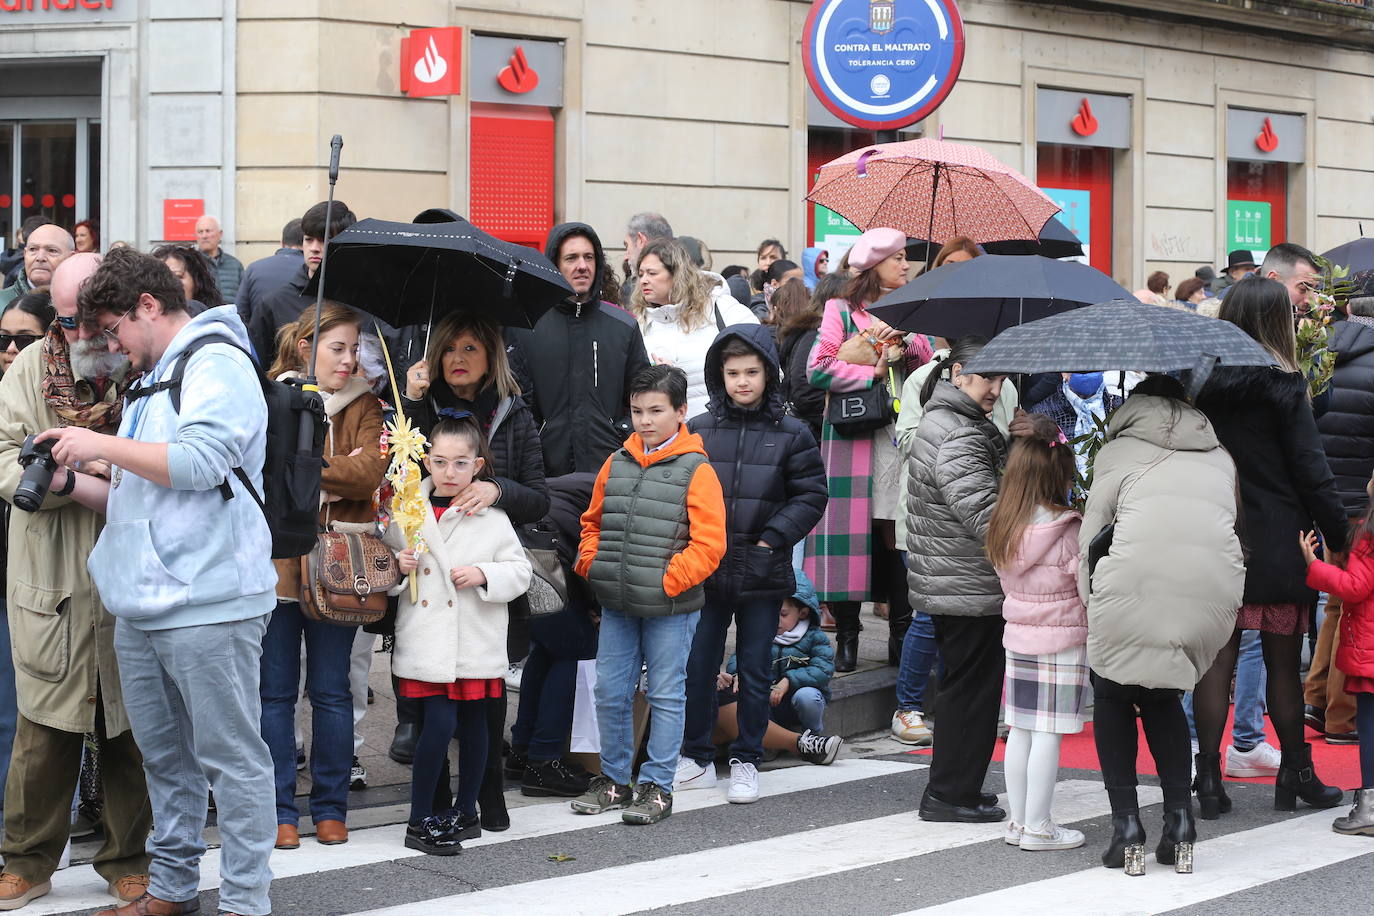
top-left (570, 775), bottom-right (633, 815)
top-left (622, 782), bottom-right (673, 825)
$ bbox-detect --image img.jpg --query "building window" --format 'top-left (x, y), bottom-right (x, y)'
top-left (1225, 160), bottom-right (1286, 258)
top-left (1037, 143), bottom-right (1112, 276)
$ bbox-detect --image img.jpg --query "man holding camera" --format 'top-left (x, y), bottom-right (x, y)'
top-left (0, 253), bottom-right (152, 911)
top-left (37, 248), bottom-right (277, 916)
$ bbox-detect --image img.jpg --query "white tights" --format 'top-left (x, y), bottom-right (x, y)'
top-left (1004, 727), bottom-right (1063, 830)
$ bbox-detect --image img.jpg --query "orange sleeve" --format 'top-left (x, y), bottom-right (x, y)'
top-left (575, 456), bottom-right (615, 578)
top-left (663, 462), bottom-right (728, 597)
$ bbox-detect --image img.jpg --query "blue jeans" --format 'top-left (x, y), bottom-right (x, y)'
top-left (772, 686), bottom-right (827, 734)
top-left (114, 614), bottom-right (275, 916)
top-left (895, 611), bottom-right (938, 712)
top-left (259, 601), bottom-right (356, 825)
top-left (1185, 629), bottom-right (1266, 748)
top-left (511, 598), bottom-right (598, 761)
top-left (594, 607), bottom-right (699, 790)
top-left (0, 602), bottom-right (16, 829)
top-left (683, 597), bottom-right (777, 767)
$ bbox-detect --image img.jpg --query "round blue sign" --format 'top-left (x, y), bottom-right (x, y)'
top-left (804, 0), bottom-right (966, 131)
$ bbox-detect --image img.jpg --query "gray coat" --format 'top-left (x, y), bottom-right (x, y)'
top-left (905, 381), bottom-right (1008, 617)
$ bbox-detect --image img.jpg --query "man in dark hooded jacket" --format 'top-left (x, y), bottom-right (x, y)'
top-left (676, 323), bottom-right (828, 802)
top-left (508, 223), bottom-right (650, 477)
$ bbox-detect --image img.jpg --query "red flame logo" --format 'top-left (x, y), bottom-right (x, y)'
top-left (1256, 117), bottom-right (1279, 153)
top-left (497, 47), bottom-right (539, 94)
top-left (1070, 99), bottom-right (1099, 137)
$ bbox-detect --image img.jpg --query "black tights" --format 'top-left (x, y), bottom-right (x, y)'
top-left (1091, 673), bottom-right (1192, 812)
top-left (409, 696), bottom-right (487, 825)
top-left (1194, 629), bottom-right (1305, 757)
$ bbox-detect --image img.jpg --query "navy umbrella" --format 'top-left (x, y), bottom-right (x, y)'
top-left (961, 298), bottom-right (1276, 377)
top-left (905, 215), bottom-right (1084, 263)
top-left (1322, 236), bottom-right (1374, 274)
top-left (868, 254), bottom-right (1131, 340)
top-left (309, 217), bottom-right (572, 330)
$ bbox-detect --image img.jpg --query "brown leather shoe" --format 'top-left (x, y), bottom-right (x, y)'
top-left (315, 818), bottom-right (349, 845)
top-left (108, 875), bottom-right (151, 903)
top-left (0, 872), bottom-right (51, 910)
top-left (274, 823), bottom-right (300, 850)
top-left (91, 892), bottom-right (200, 916)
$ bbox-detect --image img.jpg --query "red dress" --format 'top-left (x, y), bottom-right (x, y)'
top-left (1306, 537), bottom-right (1374, 695)
top-left (395, 499), bottom-right (504, 702)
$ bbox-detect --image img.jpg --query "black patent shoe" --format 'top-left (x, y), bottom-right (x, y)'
top-left (440, 809), bottom-right (482, 841)
top-left (1155, 805), bottom-right (1196, 874)
top-left (1101, 812), bottom-right (1146, 876)
top-left (405, 815), bottom-right (462, 856)
top-left (835, 633), bottom-right (858, 672)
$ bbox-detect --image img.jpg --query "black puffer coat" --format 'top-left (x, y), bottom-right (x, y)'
top-left (1196, 366), bottom-right (1348, 604)
top-left (778, 326), bottom-right (824, 439)
top-left (688, 323), bottom-right (827, 601)
top-left (1317, 319), bottom-right (1374, 515)
top-left (403, 383), bottom-right (550, 525)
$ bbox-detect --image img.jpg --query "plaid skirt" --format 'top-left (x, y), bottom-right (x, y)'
top-left (1004, 646), bottom-right (1089, 734)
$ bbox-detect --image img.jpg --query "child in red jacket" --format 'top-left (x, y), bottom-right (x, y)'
top-left (1302, 487), bottom-right (1374, 836)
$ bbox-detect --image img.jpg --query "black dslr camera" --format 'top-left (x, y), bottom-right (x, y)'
top-left (14, 435), bottom-right (57, 512)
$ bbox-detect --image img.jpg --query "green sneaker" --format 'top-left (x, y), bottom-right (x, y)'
top-left (570, 775), bottom-right (633, 814)
top-left (622, 782), bottom-right (673, 825)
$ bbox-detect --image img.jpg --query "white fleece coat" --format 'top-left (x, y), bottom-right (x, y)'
top-left (386, 479), bottom-right (532, 682)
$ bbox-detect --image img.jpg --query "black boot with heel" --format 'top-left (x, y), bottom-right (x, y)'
top-left (1155, 805), bottom-right (1196, 874)
top-left (1192, 752), bottom-right (1232, 820)
top-left (1274, 743), bottom-right (1343, 811)
top-left (832, 603), bottom-right (861, 673)
top-left (1101, 812), bottom-right (1146, 876)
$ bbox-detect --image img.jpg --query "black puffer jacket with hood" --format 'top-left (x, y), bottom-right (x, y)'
top-left (507, 222), bottom-right (651, 477)
top-left (1317, 319), bottom-right (1374, 515)
top-left (688, 323), bottom-right (828, 601)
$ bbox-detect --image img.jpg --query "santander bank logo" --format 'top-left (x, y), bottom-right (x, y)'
top-left (497, 47), bottom-right (539, 94)
top-left (401, 27), bottom-right (462, 98)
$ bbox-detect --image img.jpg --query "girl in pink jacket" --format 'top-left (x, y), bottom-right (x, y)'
top-left (986, 414), bottom-right (1089, 853)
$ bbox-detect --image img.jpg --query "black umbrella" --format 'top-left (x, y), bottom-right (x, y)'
top-left (309, 217), bottom-right (572, 330)
top-left (905, 216), bottom-right (1084, 263)
top-left (868, 254), bottom-right (1131, 339)
top-left (961, 298), bottom-right (1276, 377)
top-left (1322, 235), bottom-right (1374, 273)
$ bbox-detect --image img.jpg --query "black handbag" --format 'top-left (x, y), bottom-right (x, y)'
top-left (1087, 524), bottom-right (1115, 580)
top-left (826, 377), bottom-right (896, 437)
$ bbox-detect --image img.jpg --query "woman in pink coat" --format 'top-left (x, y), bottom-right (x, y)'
top-left (986, 414), bottom-right (1088, 854)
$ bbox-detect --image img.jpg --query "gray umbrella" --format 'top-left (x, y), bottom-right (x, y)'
top-left (961, 298), bottom-right (1277, 377)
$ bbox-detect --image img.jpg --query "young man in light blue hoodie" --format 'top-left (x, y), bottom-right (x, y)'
top-left (38, 247), bottom-right (277, 916)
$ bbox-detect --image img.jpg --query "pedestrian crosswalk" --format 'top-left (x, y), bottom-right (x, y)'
top-left (35, 755), bottom-right (1374, 916)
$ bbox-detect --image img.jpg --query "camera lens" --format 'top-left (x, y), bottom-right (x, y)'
top-left (13, 461), bottom-right (54, 512)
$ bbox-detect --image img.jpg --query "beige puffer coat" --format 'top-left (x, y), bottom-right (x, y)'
top-left (1079, 394), bottom-right (1245, 690)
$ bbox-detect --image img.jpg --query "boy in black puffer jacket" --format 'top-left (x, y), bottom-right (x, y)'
top-left (676, 324), bottom-right (828, 804)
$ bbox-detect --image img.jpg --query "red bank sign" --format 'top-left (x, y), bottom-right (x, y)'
top-left (400, 27), bottom-right (462, 98)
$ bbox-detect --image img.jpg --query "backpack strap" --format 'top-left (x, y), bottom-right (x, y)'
top-left (714, 303), bottom-right (726, 332)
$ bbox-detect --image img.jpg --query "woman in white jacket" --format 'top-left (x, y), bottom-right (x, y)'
top-left (390, 415), bottom-right (531, 856)
top-left (631, 238), bottom-right (757, 418)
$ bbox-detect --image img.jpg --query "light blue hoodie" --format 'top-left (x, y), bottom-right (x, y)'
top-left (801, 247), bottom-right (827, 291)
top-left (87, 306), bottom-right (277, 630)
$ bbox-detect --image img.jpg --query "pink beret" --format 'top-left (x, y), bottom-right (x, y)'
top-left (848, 227), bottom-right (907, 272)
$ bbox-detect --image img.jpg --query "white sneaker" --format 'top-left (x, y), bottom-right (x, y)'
top-left (503, 663), bottom-right (523, 692)
top-left (727, 758), bottom-right (760, 804)
top-left (1003, 821), bottom-right (1024, 846)
top-left (673, 756), bottom-right (718, 791)
top-left (1019, 820), bottom-right (1085, 851)
top-left (1225, 740), bottom-right (1281, 777)
top-left (891, 709), bottom-right (933, 746)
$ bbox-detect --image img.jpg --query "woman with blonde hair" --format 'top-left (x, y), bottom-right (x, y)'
top-left (262, 302), bottom-right (388, 850)
top-left (631, 238), bottom-right (757, 417)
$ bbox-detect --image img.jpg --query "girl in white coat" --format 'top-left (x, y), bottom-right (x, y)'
top-left (390, 415), bottom-right (531, 855)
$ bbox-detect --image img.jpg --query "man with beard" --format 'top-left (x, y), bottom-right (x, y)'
top-left (0, 224), bottom-right (74, 310)
top-left (0, 253), bottom-right (152, 911)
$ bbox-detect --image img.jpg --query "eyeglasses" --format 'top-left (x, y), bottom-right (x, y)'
top-left (0, 333), bottom-right (41, 351)
top-left (89, 304), bottom-right (137, 349)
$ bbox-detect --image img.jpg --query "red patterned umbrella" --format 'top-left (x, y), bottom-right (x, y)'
top-left (806, 138), bottom-right (1061, 249)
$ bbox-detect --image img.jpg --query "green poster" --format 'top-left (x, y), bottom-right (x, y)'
top-left (1227, 200), bottom-right (1271, 252)
top-left (814, 202), bottom-right (860, 241)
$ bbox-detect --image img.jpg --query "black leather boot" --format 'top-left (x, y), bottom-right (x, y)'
top-left (1192, 751), bottom-right (1231, 820)
top-left (1101, 812), bottom-right (1146, 876)
top-left (479, 694), bottom-right (511, 831)
top-left (1155, 805), bottom-right (1196, 873)
top-left (832, 603), bottom-right (861, 673)
top-left (1275, 742), bottom-right (1344, 811)
top-left (887, 606), bottom-right (912, 667)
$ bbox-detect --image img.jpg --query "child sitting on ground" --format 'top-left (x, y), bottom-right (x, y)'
top-left (714, 570), bottom-right (842, 765)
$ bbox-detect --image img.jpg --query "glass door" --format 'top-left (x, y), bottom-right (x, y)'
top-left (1, 119), bottom-right (101, 248)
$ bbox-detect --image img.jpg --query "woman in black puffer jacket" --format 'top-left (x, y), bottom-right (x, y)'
top-left (399, 311), bottom-right (549, 832)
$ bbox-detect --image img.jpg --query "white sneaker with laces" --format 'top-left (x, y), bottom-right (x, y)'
top-left (1224, 740), bottom-right (1282, 777)
top-left (891, 709), bottom-right (933, 746)
top-left (673, 756), bottom-right (718, 791)
top-left (503, 663), bottom-right (523, 692)
top-left (1019, 820), bottom-right (1085, 851)
top-left (727, 758), bottom-right (760, 804)
top-left (1003, 821), bottom-right (1024, 846)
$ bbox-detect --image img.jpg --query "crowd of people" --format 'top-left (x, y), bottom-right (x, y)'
top-left (0, 202), bottom-right (1371, 914)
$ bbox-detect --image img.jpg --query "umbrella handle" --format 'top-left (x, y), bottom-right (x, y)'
top-left (856, 149), bottom-right (880, 178)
